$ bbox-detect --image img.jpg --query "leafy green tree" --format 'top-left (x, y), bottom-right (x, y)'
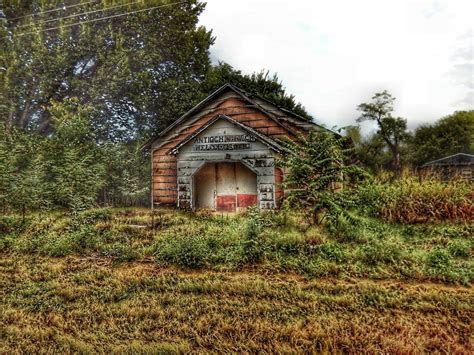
top-left (408, 111), bottom-right (474, 166)
top-left (1, 0), bottom-right (213, 140)
top-left (0, 126), bottom-right (47, 216)
top-left (40, 99), bottom-right (105, 213)
top-left (278, 129), bottom-right (365, 225)
top-left (344, 126), bottom-right (393, 173)
top-left (357, 91), bottom-right (408, 173)
top-left (100, 142), bottom-right (150, 207)
top-left (202, 62), bottom-right (312, 120)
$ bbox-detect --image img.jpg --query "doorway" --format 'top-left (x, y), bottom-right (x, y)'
top-left (193, 162), bottom-right (258, 212)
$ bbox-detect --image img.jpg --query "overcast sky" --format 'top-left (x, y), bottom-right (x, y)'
top-left (199, 0), bottom-right (473, 132)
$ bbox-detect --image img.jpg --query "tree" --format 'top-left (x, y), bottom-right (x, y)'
top-left (408, 111), bottom-right (474, 166)
top-left (278, 129), bottom-right (365, 225)
top-left (344, 126), bottom-right (392, 173)
top-left (40, 99), bottom-right (105, 213)
top-left (201, 62), bottom-right (312, 120)
top-left (99, 142), bottom-right (150, 207)
top-left (357, 91), bottom-right (408, 173)
top-left (0, 126), bottom-right (47, 216)
top-left (1, 0), bottom-right (214, 141)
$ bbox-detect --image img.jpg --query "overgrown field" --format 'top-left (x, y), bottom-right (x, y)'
top-left (1, 254), bottom-right (472, 353)
top-left (1, 208), bottom-right (473, 352)
top-left (1, 207), bottom-right (472, 284)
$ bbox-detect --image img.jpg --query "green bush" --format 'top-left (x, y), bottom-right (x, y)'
top-left (155, 234), bottom-right (212, 269)
top-left (241, 210), bottom-right (266, 263)
top-left (0, 234), bottom-right (16, 251)
top-left (40, 232), bottom-right (77, 257)
top-left (0, 215), bottom-right (25, 234)
top-left (272, 231), bottom-right (305, 255)
top-left (101, 243), bottom-right (140, 262)
top-left (319, 242), bottom-right (347, 262)
top-left (426, 247), bottom-right (452, 269)
top-left (328, 219), bottom-right (368, 244)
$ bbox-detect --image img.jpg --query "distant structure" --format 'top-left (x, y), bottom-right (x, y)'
top-left (420, 153), bottom-right (474, 182)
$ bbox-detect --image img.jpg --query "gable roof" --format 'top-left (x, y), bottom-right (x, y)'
top-left (164, 83), bottom-right (302, 137)
top-left (169, 114), bottom-right (283, 155)
top-left (141, 83), bottom-right (321, 150)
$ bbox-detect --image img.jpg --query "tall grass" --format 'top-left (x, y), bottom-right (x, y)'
top-left (355, 175), bottom-right (473, 223)
top-left (1, 208), bottom-right (472, 284)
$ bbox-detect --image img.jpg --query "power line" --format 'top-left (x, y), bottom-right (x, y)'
top-left (11, 0), bottom-right (99, 21)
top-left (10, 1), bottom-right (186, 38)
top-left (17, 1), bottom-right (142, 29)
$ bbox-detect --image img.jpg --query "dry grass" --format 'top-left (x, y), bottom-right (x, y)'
top-left (356, 176), bottom-right (473, 223)
top-left (1, 254), bottom-right (473, 353)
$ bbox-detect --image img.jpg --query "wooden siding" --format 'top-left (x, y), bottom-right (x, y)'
top-left (151, 89), bottom-right (312, 207)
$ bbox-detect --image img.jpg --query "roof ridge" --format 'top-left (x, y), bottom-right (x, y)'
top-left (422, 152), bottom-right (474, 167)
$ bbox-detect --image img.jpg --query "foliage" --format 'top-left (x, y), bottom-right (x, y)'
top-left (278, 129), bottom-right (366, 225)
top-left (2, 208), bottom-right (472, 285)
top-left (201, 62), bottom-right (312, 120)
top-left (357, 90), bottom-right (409, 173)
top-left (355, 174), bottom-right (473, 223)
top-left (99, 142), bottom-right (149, 207)
top-left (408, 110), bottom-right (474, 166)
top-left (1, 0), bottom-right (213, 140)
top-left (345, 126), bottom-right (394, 173)
top-left (0, 127), bottom-right (48, 215)
top-left (0, 99), bottom-right (149, 213)
top-left (39, 99), bottom-right (105, 213)
top-left (1, 2), bottom-right (311, 142)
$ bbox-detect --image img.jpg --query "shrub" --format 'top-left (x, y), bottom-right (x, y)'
top-left (0, 215), bottom-right (25, 234)
top-left (0, 234), bottom-right (16, 251)
top-left (41, 232), bottom-right (76, 257)
top-left (426, 247), bottom-right (452, 269)
top-left (155, 234), bottom-right (212, 269)
top-left (328, 219), bottom-right (367, 244)
top-left (272, 231), bottom-right (305, 255)
top-left (319, 242), bottom-right (347, 262)
top-left (277, 129), bottom-right (366, 226)
top-left (241, 217), bottom-right (265, 263)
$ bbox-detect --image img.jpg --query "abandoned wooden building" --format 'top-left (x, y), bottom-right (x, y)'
top-left (142, 83), bottom-right (323, 211)
top-left (420, 153), bottom-right (474, 182)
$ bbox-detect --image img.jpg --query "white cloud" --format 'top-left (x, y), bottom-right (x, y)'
top-left (199, 0), bottom-right (473, 130)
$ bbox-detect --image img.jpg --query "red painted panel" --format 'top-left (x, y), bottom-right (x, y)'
top-left (217, 195), bottom-right (236, 212)
top-left (237, 194), bottom-right (257, 208)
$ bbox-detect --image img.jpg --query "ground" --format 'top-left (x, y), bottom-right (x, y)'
top-left (0, 208), bottom-right (472, 353)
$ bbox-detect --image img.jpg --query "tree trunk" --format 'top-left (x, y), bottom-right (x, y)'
top-left (389, 144), bottom-right (402, 175)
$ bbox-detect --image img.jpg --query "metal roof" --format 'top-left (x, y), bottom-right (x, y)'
top-left (421, 153), bottom-right (474, 167)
